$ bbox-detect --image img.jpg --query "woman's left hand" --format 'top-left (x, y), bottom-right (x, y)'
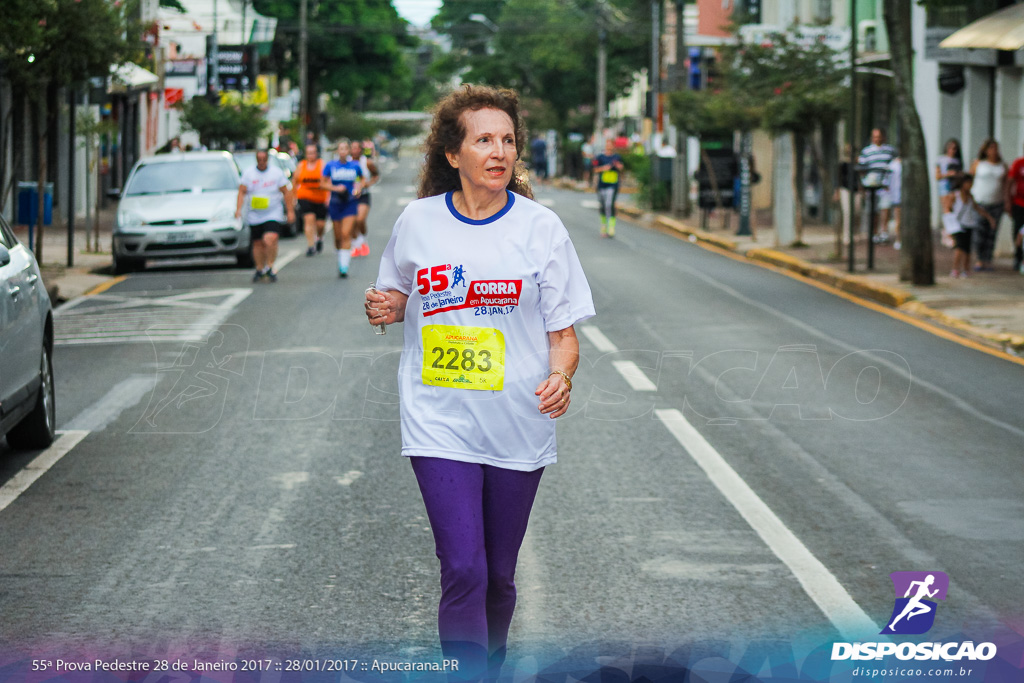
top-left (536, 374), bottom-right (570, 419)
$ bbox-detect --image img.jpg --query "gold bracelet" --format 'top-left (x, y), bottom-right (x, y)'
top-left (548, 369), bottom-right (572, 392)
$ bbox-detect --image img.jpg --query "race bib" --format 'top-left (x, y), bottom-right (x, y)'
top-left (250, 196), bottom-right (270, 210)
top-left (601, 170), bottom-right (619, 184)
top-left (421, 325), bottom-right (505, 391)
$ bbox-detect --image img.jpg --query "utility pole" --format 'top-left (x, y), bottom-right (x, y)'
top-left (650, 0), bottom-right (661, 199)
top-left (671, 0), bottom-right (690, 216)
top-left (595, 16), bottom-right (607, 153)
top-left (210, 0), bottom-right (220, 94)
top-left (299, 0), bottom-right (309, 144)
top-left (847, 0), bottom-right (858, 272)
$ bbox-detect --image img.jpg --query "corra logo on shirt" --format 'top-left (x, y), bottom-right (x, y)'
top-left (418, 263), bottom-right (522, 317)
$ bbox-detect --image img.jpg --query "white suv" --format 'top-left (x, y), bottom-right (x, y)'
top-left (0, 211), bottom-right (55, 450)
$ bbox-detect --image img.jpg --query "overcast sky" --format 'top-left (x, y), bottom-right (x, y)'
top-left (393, 0), bottom-right (441, 27)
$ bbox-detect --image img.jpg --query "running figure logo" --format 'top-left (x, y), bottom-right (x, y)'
top-left (881, 571), bottom-right (949, 635)
top-left (452, 264), bottom-right (467, 288)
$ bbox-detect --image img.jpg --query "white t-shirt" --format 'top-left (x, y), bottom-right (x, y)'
top-left (376, 191), bottom-right (596, 471)
top-left (240, 164), bottom-right (288, 224)
top-left (884, 158), bottom-right (902, 205)
top-left (971, 160), bottom-right (1005, 205)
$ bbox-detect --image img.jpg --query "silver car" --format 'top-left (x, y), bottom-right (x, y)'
top-left (112, 151), bottom-right (253, 273)
top-left (0, 211), bottom-right (55, 450)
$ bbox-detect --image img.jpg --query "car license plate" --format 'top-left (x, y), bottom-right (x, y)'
top-left (165, 231), bottom-right (197, 243)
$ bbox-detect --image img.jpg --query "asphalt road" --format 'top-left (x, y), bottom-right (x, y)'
top-left (1, 155), bottom-right (1022, 679)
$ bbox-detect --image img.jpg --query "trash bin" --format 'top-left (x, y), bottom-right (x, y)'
top-left (17, 181), bottom-right (53, 227)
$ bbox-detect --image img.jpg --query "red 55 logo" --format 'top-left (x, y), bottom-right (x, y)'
top-left (416, 264), bottom-right (451, 294)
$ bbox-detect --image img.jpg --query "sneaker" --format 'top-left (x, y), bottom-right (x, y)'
top-left (338, 268), bottom-right (348, 279)
top-left (315, 239), bottom-right (323, 253)
top-left (266, 269), bottom-right (278, 283)
top-left (950, 269), bottom-right (960, 278)
top-left (252, 269), bottom-right (264, 282)
top-left (306, 246), bottom-right (316, 257)
top-left (358, 243), bottom-right (370, 257)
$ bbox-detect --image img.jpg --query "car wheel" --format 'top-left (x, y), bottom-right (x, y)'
top-left (6, 340), bottom-right (56, 450)
top-left (112, 253), bottom-right (142, 275)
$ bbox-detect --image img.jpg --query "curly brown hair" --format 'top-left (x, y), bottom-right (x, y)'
top-left (418, 84), bottom-right (533, 200)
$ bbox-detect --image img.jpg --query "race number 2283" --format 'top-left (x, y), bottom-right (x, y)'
top-left (421, 325), bottom-right (505, 391)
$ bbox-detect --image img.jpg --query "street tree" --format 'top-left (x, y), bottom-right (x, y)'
top-left (667, 31), bottom-right (848, 245)
top-left (0, 0), bottom-right (138, 263)
top-left (178, 96), bottom-right (269, 149)
top-left (251, 0), bottom-right (414, 130)
top-left (434, 0), bottom-right (650, 135)
top-left (884, 0), bottom-right (933, 285)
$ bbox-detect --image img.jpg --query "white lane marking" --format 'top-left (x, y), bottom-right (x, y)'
top-left (335, 471), bottom-right (363, 487)
top-left (655, 408), bottom-right (879, 639)
top-left (63, 375), bottom-right (158, 432)
top-left (580, 325), bottom-right (618, 352)
top-left (538, 198), bottom-right (556, 207)
top-left (397, 197), bottom-right (415, 207)
top-left (580, 199), bottom-right (599, 210)
top-left (0, 430), bottom-right (90, 513)
top-left (271, 471), bottom-right (309, 490)
top-left (274, 248), bottom-right (302, 270)
top-left (55, 288), bottom-right (252, 346)
top-left (612, 360), bottom-right (658, 391)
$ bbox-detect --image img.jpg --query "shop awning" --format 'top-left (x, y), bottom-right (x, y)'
top-left (939, 3), bottom-right (1024, 51)
top-left (109, 62), bottom-right (160, 92)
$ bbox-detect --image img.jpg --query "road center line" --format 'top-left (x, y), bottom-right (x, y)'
top-left (611, 360), bottom-right (658, 391)
top-left (0, 430), bottom-right (90, 513)
top-left (654, 408), bottom-right (880, 640)
top-left (580, 325), bottom-right (618, 352)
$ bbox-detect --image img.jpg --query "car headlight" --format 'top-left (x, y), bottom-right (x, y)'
top-left (117, 210), bottom-right (144, 229)
top-left (212, 207), bottom-right (240, 225)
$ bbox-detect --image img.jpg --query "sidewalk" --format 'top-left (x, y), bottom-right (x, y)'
top-left (550, 176), bottom-right (1023, 356)
top-left (616, 193), bottom-right (1024, 355)
top-left (14, 206), bottom-right (117, 306)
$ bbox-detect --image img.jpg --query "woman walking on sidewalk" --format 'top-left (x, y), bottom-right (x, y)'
top-left (944, 174), bottom-right (991, 279)
top-left (364, 85), bottom-right (595, 680)
top-left (969, 138), bottom-right (1006, 271)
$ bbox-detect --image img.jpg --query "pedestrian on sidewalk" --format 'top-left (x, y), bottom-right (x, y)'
top-left (1004, 142), bottom-right (1024, 273)
top-left (858, 128), bottom-right (896, 242)
top-left (943, 173), bottom-right (990, 279)
top-left (364, 84), bottom-right (595, 681)
top-left (837, 144), bottom-right (860, 246)
top-left (879, 151), bottom-right (902, 245)
top-left (594, 138), bottom-right (624, 238)
top-left (236, 149), bottom-right (294, 282)
top-left (935, 138), bottom-right (962, 204)
top-left (969, 138), bottom-right (1006, 271)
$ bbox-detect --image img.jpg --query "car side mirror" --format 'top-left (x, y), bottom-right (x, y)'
top-left (0, 244), bottom-right (10, 268)
top-left (106, 188), bottom-right (122, 201)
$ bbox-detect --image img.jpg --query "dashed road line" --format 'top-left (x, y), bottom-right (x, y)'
top-left (62, 375), bottom-right (158, 431)
top-left (611, 360), bottom-right (658, 391)
top-left (580, 324), bottom-right (618, 353)
top-left (0, 430), bottom-right (90, 513)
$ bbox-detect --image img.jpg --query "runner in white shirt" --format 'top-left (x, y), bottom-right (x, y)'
top-left (236, 149), bottom-right (294, 282)
top-left (365, 86), bottom-right (594, 680)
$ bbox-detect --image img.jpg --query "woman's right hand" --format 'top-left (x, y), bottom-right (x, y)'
top-left (365, 288), bottom-right (408, 326)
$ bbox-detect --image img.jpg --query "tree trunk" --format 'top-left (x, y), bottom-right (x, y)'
top-left (792, 131), bottom-right (806, 245)
top-left (884, 0), bottom-right (934, 284)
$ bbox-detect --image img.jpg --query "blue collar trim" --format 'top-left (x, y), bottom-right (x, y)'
top-left (445, 190), bottom-right (515, 225)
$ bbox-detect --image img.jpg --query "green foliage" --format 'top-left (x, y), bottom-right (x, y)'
top-left (621, 150), bottom-right (668, 210)
top-left (178, 97), bottom-right (269, 148)
top-left (0, 0), bottom-right (140, 99)
top-left (434, 0), bottom-right (650, 131)
top-left (251, 0), bottom-right (415, 110)
top-left (324, 106), bottom-right (377, 142)
top-left (666, 30), bottom-right (848, 137)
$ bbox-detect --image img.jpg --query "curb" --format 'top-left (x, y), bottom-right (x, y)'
top-left (649, 214), bottom-right (1024, 356)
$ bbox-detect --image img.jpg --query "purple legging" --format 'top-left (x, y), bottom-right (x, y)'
top-left (410, 456), bottom-right (544, 679)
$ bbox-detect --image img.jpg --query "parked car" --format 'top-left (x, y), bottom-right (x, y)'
top-left (111, 151), bottom-right (252, 274)
top-left (0, 211), bottom-right (55, 450)
top-left (232, 150), bottom-right (300, 237)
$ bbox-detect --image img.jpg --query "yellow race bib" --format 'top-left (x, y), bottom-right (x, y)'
top-left (600, 170), bottom-right (619, 184)
top-left (421, 325), bottom-right (505, 391)
top-left (250, 196), bottom-right (270, 210)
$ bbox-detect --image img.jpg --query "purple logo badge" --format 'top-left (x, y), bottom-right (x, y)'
top-left (881, 571), bottom-right (949, 635)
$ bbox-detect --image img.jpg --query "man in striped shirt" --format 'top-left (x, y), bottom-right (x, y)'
top-left (858, 128), bottom-right (897, 242)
